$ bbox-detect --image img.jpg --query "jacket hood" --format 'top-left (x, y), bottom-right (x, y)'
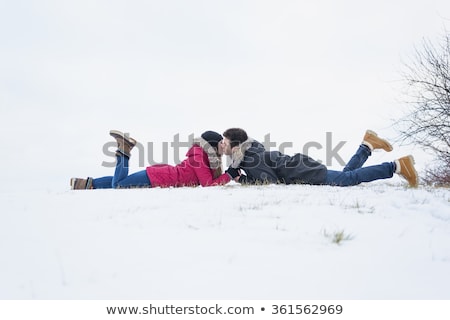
top-left (192, 137), bottom-right (223, 177)
top-left (230, 138), bottom-right (265, 168)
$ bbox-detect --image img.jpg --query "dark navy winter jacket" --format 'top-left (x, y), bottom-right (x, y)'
top-left (235, 140), bottom-right (327, 185)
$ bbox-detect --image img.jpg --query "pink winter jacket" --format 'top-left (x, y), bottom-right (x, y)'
top-left (146, 145), bottom-right (231, 188)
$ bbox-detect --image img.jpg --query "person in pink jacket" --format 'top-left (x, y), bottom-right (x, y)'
top-left (70, 130), bottom-right (240, 189)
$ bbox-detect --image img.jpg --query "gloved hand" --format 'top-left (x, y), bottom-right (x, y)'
top-left (226, 167), bottom-right (240, 179)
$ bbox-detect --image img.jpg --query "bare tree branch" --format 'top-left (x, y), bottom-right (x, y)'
top-left (396, 31), bottom-right (450, 186)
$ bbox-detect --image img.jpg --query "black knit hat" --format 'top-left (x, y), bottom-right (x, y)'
top-left (201, 130), bottom-right (223, 149)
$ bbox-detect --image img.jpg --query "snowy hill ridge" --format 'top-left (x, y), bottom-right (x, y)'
top-left (1, 182), bottom-right (449, 299)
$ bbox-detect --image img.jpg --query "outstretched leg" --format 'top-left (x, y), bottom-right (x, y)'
top-left (323, 130), bottom-right (398, 186)
top-left (343, 145), bottom-right (371, 172)
top-left (114, 170), bottom-right (151, 188)
top-left (92, 176), bottom-right (113, 189)
top-left (324, 155), bottom-right (418, 187)
top-left (343, 130), bottom-right (393, 172)
top-left (87, 155), bottom-right (129, 189)
top-left (111, 155), bottom-right (151, 188)
top-left (90, 156), bottom-right (151, 188)
top-left (70, 130), bottom-right (150, 189)
top-left (112, 155), bottom-right (129, 187)
top-left (326, 162), bottom-right (395, 186)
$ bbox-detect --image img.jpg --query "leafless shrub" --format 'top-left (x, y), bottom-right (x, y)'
top-left (396, 32), bottom-right (450, 186)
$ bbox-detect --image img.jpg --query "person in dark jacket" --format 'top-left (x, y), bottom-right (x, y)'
top-left (221, 128), bottom-right (419, 187)
top-left (70, 130), bottom-right (239, 189)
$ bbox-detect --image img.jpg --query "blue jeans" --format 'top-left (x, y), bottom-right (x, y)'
top-left (324, 145), bottom-right (394, 186)
top-left (92, 156), bottom-right (151, 189)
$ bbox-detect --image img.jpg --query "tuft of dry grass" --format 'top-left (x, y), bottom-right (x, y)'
top-left (323, 229), bottom-right (354, 245)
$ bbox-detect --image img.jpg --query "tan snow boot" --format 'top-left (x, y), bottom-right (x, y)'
top-left (70, 177), bottom-right (93, 190)
top-left (363, 130), bottom-right (393, 152)
top-left (395, 155), bottom-right (419, 187)
top-left (110, 130), bottom-right (137, 158)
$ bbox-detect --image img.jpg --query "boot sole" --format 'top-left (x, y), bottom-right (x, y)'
top-left (110, 130), bottom-right (137, 147)
top-left (70, 178), bottom-right (84, 190)
top-left (70, 177), bottom-right (93, 190)
top-left (400, 155), bottom-right (418, 187)
top-left (70, 178), bottom-right (76, 189)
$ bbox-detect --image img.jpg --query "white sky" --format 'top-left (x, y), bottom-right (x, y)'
top-left (1, 0), bottom-right (449, 189)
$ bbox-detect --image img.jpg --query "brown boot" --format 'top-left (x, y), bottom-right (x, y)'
top-left (395, 155), bottom-right (419, 187)
top-left (110, 130), bottom-right (137, 158)
top-left (70, 177), bottom-right (93, 190)
top-left (363, 130), bottom-right (393, 152)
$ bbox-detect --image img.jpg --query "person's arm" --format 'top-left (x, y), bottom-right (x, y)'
top-left (190, 151), bottom-right (231, 186)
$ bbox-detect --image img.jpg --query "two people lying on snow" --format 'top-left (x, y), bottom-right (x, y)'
top-left (70, 128), bottom-right (418, 190)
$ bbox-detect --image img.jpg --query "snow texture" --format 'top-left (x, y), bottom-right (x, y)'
top-left (1, 182), bottom-right (449, 299)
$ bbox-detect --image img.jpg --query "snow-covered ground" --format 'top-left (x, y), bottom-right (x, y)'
top-left (1, 181), bottom-right (449, 300)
